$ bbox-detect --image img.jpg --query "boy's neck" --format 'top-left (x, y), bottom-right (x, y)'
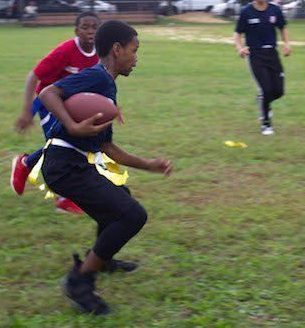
top-left (100, 58), bottom-right (118, 80)
top-left (78, 40), bottom-right (94, 53)
top-left (253, 0), bottom-right (268, 11)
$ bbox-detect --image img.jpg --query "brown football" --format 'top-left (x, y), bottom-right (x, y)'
top-left (64, 92), bottom-right (118, 125)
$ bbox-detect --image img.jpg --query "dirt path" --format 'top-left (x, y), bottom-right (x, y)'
top-left (170, 12), bottom-right (229, 24)
top-left (141, 25), bottom-right (305, 46)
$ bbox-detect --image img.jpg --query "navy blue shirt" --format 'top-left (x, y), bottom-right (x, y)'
top-left (49, 64), bottom-right (116, 152)
top-left (235, 3), bottom-right (286, 49)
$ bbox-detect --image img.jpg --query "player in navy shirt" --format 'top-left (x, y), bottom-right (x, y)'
top-left (234, 0), bottom-right (291, 135)
top-left (39, 20), bottom-right (173, 315)
top-left (50, 64), bottom-right (115, 152)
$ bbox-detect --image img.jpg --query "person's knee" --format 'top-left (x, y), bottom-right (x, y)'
top-left (263, 89), bottom-right (273, 102)
top-left (273, 87), bottom-right (284, 100)
top-left (124, 203), bottom-right (148, 233)
top-left (132, 204), bottom-right (148, 230)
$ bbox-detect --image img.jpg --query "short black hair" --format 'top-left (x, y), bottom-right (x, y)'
top-left (75, 12), bottom-right (100, 27)
top-left (95, 20), bottom-right (138, 58)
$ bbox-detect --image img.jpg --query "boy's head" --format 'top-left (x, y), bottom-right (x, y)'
top-left (75, 12), bottom-right (100, 47)
top-left (95, 20), bottom-right (139, 76)
top-left (254, 0), bottom-right (267, 5)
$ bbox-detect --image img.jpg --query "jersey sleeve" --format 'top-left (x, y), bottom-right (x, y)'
top-left (54, 67), bottom-right (105, 100)
top-left (235, 9), bottom-right (247, 34)
top-left (276, 7), bottom-right (287, 29)
top-left (33, 43), bottom-right (69, 80)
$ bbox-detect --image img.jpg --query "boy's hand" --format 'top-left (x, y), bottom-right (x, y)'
top-left (147, 158), bottom-right (173, 176)
top-left (283, 43), bottom-right (292, 57)
top-left (15, 112), bottom-right (34, 133)
top-left (67, 113), bottom-right (112, 137)
top-left (238, 47), bottom-right (250, 58)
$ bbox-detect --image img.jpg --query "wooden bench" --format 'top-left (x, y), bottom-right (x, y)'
top-left (22, 11), bottom-right (157, 26)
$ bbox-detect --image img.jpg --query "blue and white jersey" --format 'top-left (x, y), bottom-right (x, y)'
top-left (48, 64), bottom-right (117, 152)
top-left (235, 3), bottom-right (286, 49)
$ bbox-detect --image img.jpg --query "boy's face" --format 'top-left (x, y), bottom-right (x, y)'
top-left (254, 0), bottom-right (267, 5)
top-left (75, 16), bottom-right (99, 46)
top-left (116, 36), bottom-right (139, 76)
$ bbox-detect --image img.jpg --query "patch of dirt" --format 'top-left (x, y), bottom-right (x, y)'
top-left (142, 25), bottom-right (305, 46)
top-left (171, 12), bottom-right (229, 24)
top-left (141, 25), bottom-right (234, 43)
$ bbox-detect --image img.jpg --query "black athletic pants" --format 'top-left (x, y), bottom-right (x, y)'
top-left (42, 145), bottom-right (148, 261)
top-left (249, 48), bottom-right (284, 124)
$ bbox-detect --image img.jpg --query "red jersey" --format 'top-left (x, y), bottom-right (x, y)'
top-left (34, 37), bottom-right (99, 94)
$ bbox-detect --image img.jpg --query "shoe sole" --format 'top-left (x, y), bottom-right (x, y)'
top-left (10, 156), bottom-right (22, 196)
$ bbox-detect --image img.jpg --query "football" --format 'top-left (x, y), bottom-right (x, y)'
top-left (64, 92), bottom-right (118, 125)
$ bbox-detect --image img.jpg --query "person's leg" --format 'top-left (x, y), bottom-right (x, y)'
top-left (62, 253), bottom-right (110, 315)
top-left (93, 186), bottom-right (138, 273)
top-left (42, 147), bottom-right (147, 264)
top-left (10, 154), bottom-right (30, 195)
top-left (249, 53), bottom-right (274, 125)
top-left (11, 97), bottom-right (44, 195)
top-left (80, 250), bottom-right (107, 274)
top-left (248, 52), bottom-right (274, 135)
top-left (96, 185), bottom-right (131, 237)
top-left (42, 147), bottom-right (147, 314)
top-left (269, 50), bottom-right (285, 102)
top-left (25, 148), bottom-right (43, 168)
top-left (11, 112), bottom-right (83, 213)
top-left (53, 169), bottom-right (147, 263)
top-left (38, 105), bottom-right (84, 214)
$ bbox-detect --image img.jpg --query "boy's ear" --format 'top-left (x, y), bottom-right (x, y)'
top-left (113, 42), bottom-right (122, 55)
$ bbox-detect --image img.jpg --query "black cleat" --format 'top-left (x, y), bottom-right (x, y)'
top-left (62, 254), bottom-right (110, 315)
top-left (102, 259), bottom-right (138, 274)
top-left (85, 250), bottom-right (138, 274)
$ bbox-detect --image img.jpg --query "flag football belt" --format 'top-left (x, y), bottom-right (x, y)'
top-left (28, 138), bottom-right (129, 199)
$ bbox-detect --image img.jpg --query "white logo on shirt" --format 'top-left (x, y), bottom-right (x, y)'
top-left (65, 66), bottom-right (79, 74)
top-left (248, 18), bottom-right (260, 24)
top-left (269, 16), bottom-right (277, 23)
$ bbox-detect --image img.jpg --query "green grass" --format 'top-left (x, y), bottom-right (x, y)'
top-left (1, 21), bottom-right (305, 327)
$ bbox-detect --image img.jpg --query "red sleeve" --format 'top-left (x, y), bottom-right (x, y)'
top-left (33, 41), bottom-right (71, 80)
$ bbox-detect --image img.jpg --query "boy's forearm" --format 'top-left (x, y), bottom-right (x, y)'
top-left (102, 142), bottom-right (150, 170)
top-left (39, 85), bottom-right (76, 132)
top-left (22, 71), bottom-right (39, 114)
top-left (281, 27), bottom-right (289, 44)
top-left (234, 32), bottom-right (243, 51)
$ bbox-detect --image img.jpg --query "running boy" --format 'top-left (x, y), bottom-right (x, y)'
top-left (12, 11), bottom-right (100, 213)
top-left (234, 0), bottom-right (291, 135)
top-left (39, 20), bottom-right (172, 315)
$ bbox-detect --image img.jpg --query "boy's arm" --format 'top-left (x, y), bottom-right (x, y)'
top-left (102, 142), bottom-right (172, 176)
top-left (15, 70), bottom-right (39, 133)
top-left (234, 32), bottom-right (250, 58)
top-left (39, 84), bottom-right (112, 137)
top-left (280, 27), bottom-right (291, 56)
top-left (234, 8), bottom-right (249, 58)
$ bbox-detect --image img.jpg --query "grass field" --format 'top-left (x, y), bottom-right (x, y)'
top-left (1, 19), bottom-right (305, 327)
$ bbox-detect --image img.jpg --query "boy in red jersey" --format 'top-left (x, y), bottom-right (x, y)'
top-left (11, 12), bottom-right (100, 214)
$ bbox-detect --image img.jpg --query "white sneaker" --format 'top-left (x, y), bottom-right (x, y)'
top-left (261, 125), bottom-right (274, 136)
